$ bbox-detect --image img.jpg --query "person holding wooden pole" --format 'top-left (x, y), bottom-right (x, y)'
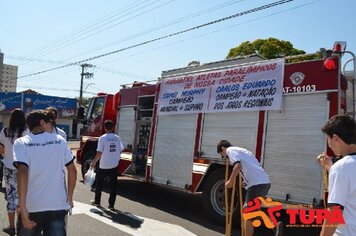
top-left (224, 156), bottom-right (237, 236)
top-left (318, 115), bottom-right (356, 236)
top-left (218, 140), bottom-right (270, 236)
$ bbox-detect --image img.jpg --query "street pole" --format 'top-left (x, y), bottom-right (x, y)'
top-left (79, 63), bottom-right (94, 106)
top-left (80, 65), bottom-right (84, 106)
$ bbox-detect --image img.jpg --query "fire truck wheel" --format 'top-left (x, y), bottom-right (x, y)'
top-left (81, 150), bottom-right (96, 178)
top-left (202, 168), bottom-right (240, 226)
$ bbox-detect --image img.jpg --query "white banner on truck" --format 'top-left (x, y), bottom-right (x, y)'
top-left (158, 59), bottom-right (284, 115)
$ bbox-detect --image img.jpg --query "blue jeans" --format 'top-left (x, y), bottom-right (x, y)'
top-left (17, 210), bottom-right (68, 236)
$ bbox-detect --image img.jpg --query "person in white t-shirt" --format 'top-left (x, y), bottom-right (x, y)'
top-left (0, 109), bottom-right (28, 235)
top-left (318, 115), bottom-right (356, 236)
top-left (89, 120), bottom-right (123, 210)
top-left (45, 107), bottom-right (67, 140)
top-left (217, 140), bottom-right (270, 236)
top-left (13, 110), bottom-right (77, 235)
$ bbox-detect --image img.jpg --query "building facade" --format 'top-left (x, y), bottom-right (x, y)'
top-left (0, 51), bottom-right (18, 92)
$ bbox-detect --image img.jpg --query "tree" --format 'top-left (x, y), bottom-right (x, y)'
top-left (76, 96), bottom-right (91, 108)
top-left (226, 37), bottom-right (307, 59)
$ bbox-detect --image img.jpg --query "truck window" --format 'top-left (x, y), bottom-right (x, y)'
top-left (86, 97), bottom-right (105, 121)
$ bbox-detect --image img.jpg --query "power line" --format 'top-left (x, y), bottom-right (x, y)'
top-left (17, 85), bottom-right (98, 96)
top-left (16, 85), bottom-right (80, 92)
top-left (21, 0), bottom-right (149, 59)
top-left (15, 0), bottom-right (295, 80)
top-left (95, 66), bottom-right (154, 81)
top-left (13, 0), bottom-right (322, 97)
top-left (22, 0), bottom-right (174, 61)
top-left (59, 0), bottom-right (245, 62)
top-left (8, 56), bottom-right (153, 82)
top-left (8, 0), bottom-right (321, 89)
top-left (8, 0), bottom-right (244, 76)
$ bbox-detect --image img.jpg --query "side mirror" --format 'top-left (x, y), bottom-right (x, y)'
top-left (77, 106), bottom-right (85, 120)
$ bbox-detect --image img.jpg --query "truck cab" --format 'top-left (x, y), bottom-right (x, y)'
top-left (76, 92), bottom-right (117, 176)
top-left (76, 83), bottom-right (156, 178)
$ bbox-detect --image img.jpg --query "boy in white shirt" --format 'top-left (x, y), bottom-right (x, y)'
top-left (217, 140), bottom-right (270, 236)
top-left (13, 110), bottom-right (77, 235)
top-left (319, 115), bottom-right (356, 236)
top-left (90, 120), bottom-right (123, 210)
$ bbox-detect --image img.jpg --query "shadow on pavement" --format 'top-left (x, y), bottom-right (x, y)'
top-left (98, 178), bottom-right (238, 235)
top-left (90, 207), bottom-right (144, 229)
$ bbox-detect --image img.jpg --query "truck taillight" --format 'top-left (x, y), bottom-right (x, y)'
top-left (324, 58), bottom-right (337, 70)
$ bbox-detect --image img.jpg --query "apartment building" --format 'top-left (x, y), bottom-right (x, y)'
top-left (0, 51), bottom-right (18, 92)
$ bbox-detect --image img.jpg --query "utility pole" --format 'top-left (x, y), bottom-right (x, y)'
top-left (80, 63), bottom-right (94, 106)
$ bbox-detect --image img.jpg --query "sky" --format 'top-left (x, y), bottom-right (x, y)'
top-left (1, 0), bottom-right (356, 99)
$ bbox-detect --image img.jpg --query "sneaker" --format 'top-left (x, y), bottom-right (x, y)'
top-left (90, 200), bottom-right (100, 207)
top-left (3, 227), bottom-right (16, 235)
top-left (108, 205), bottom-right (115, 210)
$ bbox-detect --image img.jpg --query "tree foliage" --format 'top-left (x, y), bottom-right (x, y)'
top-left (226, 37), bottom-right (307, 59)
top-left (76, 96), bottom-right (91, 108)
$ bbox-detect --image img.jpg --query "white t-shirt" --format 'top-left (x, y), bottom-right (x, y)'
top-left (97, 133), bottom-right (124, 169)
top-left (226, 147), bottom-right (270, 189)
top-left (328, 154), bottom-right (356, 236)
top-left (51, 127), bottom-right (67, 140)
top-left (13, 132), bottom-right (74, 213)
top-left (0, 128), bottom-right (29, 170)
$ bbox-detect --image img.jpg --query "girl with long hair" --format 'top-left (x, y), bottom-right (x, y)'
top-left (0, 108), bottom-right (27, 235)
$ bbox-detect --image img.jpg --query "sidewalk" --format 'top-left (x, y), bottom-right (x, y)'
top-left (68, 140), bottom-right (80, 150)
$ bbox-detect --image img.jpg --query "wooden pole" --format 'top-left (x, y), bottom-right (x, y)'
top-left (225, 158), bottom-right (230, 236)
top-left (322, 162), bottom-right (328, 209)
top-left (239, 174), bottom-right (245, 236)
top-left (317, 154), bottom-right (329, 209)
top-left (224, 156), bottom-right (237, 236)
top-left (228, 178), bottom-right (236, 234)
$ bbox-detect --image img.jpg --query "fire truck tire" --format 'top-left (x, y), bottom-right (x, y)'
top-left (81, 150), bottom-right (96, 178)
top-left (202, 168), bottom-right (240, 226)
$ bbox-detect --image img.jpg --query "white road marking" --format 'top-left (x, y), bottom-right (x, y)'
top-left (71, 201), bottom-right (196, 236)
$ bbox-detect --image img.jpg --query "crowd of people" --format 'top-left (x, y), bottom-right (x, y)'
top-left (0, 107), bottom-right (124, 236)
top-left (0, 104), bottom-right (355, 236)
top-left (0, 107), bottom-right (76, 236)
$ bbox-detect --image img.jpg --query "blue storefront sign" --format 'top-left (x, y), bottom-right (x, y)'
top-left (0, 92), bottom-right (77, 118)
top-left (0, 93), bottom-right (22, 112)
top-left (22, 94), bottom-right (77, 118)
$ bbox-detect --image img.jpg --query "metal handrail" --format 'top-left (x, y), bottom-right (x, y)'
top-left (342, 51), bottom-right (356, 119)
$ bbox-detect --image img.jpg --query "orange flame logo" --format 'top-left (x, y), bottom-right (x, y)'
top-left (242, 197), bottom-right (283, 229)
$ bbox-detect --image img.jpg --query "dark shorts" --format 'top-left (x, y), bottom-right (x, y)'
top-left (244, 183), bottom-right (271, 208)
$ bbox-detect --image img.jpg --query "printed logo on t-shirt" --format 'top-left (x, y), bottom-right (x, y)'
top-left (25, 140), bottom-right (62, 147)
top-left (109, 143), bottom-right (116, 152)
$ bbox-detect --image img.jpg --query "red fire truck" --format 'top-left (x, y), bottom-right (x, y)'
top-left (76, 42), bottom-right (355, 224)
